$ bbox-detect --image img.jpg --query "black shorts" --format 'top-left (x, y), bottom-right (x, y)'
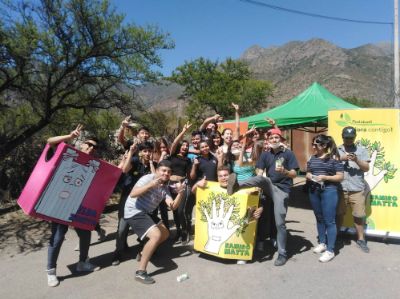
top-left (125, 212), bottom-right (162, 240)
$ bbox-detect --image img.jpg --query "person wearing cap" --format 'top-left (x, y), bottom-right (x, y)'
top-left (337, 126), bottom-right (371, 253)
top-left (227, 127), bottom-right (299, 266)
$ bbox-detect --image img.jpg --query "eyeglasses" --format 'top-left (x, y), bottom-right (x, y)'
top-left (85, 142), bottom-right (97, 149)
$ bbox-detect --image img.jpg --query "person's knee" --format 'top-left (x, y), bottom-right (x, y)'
top-left (148, 227), bottom-right (163, 243)
top-left (353, 216), bottom-right (365, 225)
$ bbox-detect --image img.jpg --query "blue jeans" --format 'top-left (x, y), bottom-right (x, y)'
top-left (47, 222), bottom-right (91, 270)
top-left (308, 187), bottom-right (339, 252)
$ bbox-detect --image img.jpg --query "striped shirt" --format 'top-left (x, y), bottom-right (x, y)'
top-left (307, 156), bottom-right (344, 189)
top-left (124, 174), bottom-right (172, 218)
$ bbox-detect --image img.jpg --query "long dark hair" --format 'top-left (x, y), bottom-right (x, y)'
top-left (313, 134), bottom-right (339, 160)
top-left (171, 140), bottom-right (189, 157)
top-left (208, 131), bottom-right (222, 153)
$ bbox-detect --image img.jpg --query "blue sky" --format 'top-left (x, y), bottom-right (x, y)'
top-left (112, 0), bottom-right (394, 75)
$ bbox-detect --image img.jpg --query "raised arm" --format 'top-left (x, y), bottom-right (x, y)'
top-left (121, 143), bottom-right (137, 174)
top-left (266, 117), bottom-right (278, 129)
top-left (170, 121), bottom-right (192, 155)
top-left (199, 114), bottom-right (220, 131)
top-left (47, 124), bottom-right (82, 147)
top-left (117, 115), bottom-right (132, 148)
top-left (232, 103), bottom-right (240, 140)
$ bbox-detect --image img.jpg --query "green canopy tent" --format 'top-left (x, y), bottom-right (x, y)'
top-left (239, 82), bottom-right (360, 132)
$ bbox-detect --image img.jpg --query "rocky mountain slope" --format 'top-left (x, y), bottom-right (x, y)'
top-left (137, 39), bottom-right (395, 111)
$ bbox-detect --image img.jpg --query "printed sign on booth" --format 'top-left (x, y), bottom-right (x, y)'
top-left (194, 182), bottom-right (259, 260)
top-left (328, 109), bottom-right (400, 237)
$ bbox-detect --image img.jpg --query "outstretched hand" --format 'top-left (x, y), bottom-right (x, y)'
top-left (203, 199), bottom-right (240, 254)
top-left (231, 103), bottom-right (239, 111)
top-left (364, 150), bottom-right (387, 192)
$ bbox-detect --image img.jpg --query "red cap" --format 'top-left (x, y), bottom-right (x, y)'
top-left (267, 128), bottom-right (286, 141)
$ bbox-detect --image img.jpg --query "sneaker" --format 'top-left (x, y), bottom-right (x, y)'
top-left (76, 258), bottom-right (100, 272)
top-left (181, 232), bottom-right (190, 245)
top-left (135, 270), bottom-right (155, 284)
top-left (46, 268), bottom-right (59, 287)
top-left (319, 251), bottom-right (335, 263)
top-left (313, 243), bottom-right (327, 254)
top-left (356, 240), bottom-right (370, 253)
top-left (111, 252), bottom-right (121, 266)
top-left (274, 254), bottom-right (287, 266)
top-left (236, 260), bottom-right (247, 265)
top-left (173, 230), bottom-right (182, 243)
top-left (97, 228), bottom-right (107, 242)
top-left (227, 173), bottom-right (239, 195)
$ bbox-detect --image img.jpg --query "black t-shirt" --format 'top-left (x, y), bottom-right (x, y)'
top-left (169, 155), bottom-right (191, 178)
top-left (122, 156), bottom-right (156, 191)
top-left (196, 154), bottom-right (218, 182)
top-left (256, 149), bottom-right (299, 193)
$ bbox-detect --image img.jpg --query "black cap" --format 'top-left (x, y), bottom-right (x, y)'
top-left (342, 126), bottom-right (356, 138)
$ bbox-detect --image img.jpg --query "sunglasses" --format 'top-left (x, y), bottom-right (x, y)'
top-left (85, 142), bottom-right (97, 149)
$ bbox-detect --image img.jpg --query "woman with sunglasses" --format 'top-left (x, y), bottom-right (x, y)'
top-left (306, 134), bottom-right (344, 263)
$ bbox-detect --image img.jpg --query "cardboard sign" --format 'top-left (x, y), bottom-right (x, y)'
top-left (194, 182), bottom-right (259, 260)
top-left (18, 142), bottom-right (121, 230)
top-left (329, 109), bottom-right (400, 237)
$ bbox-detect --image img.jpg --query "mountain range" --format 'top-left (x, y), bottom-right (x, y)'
top-left (136, 38), bottom-right (395, 113)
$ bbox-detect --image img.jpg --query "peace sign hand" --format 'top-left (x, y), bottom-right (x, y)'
top-left (121, 115), bottom-right (131, 128)
top-left (70, 124), bottom-right (82, 139)
top-left (183, 121), bottom-right (192, 131)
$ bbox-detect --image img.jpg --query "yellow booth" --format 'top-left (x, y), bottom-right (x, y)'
top-left (329, 109), bottom-right (400, 238)
top-left (194, 182), bottom-right (259, 260)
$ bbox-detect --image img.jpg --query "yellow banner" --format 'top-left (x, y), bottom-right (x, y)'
top-left (328, 109), bottom-right (400, 236)
top-left (194, 182), bottom-right (259, 260)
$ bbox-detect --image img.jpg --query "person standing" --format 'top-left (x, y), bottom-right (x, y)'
top-left (306, 134), bottom-right (344, 263)
top-left (337, 126), bottom-right (370, 253)
top-left (45, 125), bottom-right (100, 287)
top-left (228, 128), bottom-right (299, 266)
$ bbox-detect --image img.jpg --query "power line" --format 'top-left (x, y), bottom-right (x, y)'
top-left (240, 0), bottom-right (393, 25)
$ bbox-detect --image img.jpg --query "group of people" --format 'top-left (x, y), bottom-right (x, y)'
top-left (43, 104), bottom-right (371, 286)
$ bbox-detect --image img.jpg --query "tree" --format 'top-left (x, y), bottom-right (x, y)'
top-left (0, 0), bottom-right (174, 160)
top-left (344, 96), bottom-right (376, 108)
top-left (169, 57), bottom-right (273, 120)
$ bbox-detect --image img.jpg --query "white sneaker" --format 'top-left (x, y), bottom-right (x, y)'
top-left (76, 258), bottom-right (100, 272)
top-left (319, 251), bottom-right (335, 263)
top-left (236, 260), bottom-right (247, 265)
top-left (46, 269), bottom-right (59, 287)
top-left (313, 243), bottom-right (327, 254)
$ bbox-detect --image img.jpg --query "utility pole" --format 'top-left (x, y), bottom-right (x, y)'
top-left (395, 0), bottom-right (400, 107)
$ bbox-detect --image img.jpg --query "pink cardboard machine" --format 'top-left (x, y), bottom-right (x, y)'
top-left (18, 142), bottom-right (122, 230)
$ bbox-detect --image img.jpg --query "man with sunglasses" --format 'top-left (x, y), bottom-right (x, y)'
top-left (45, 125), bottom-right (101, 287)
top-left (337, 126), bottom-right (370, 253)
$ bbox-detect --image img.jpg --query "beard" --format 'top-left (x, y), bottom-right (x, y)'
top-left (269, 143), bottom-right (281, 149)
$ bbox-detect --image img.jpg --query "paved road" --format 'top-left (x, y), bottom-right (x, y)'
top-left (1, 191), bottom-right (399, 299)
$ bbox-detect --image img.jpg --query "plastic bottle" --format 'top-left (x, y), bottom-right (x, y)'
top-left (176, 273), bottom-right (189, 282)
